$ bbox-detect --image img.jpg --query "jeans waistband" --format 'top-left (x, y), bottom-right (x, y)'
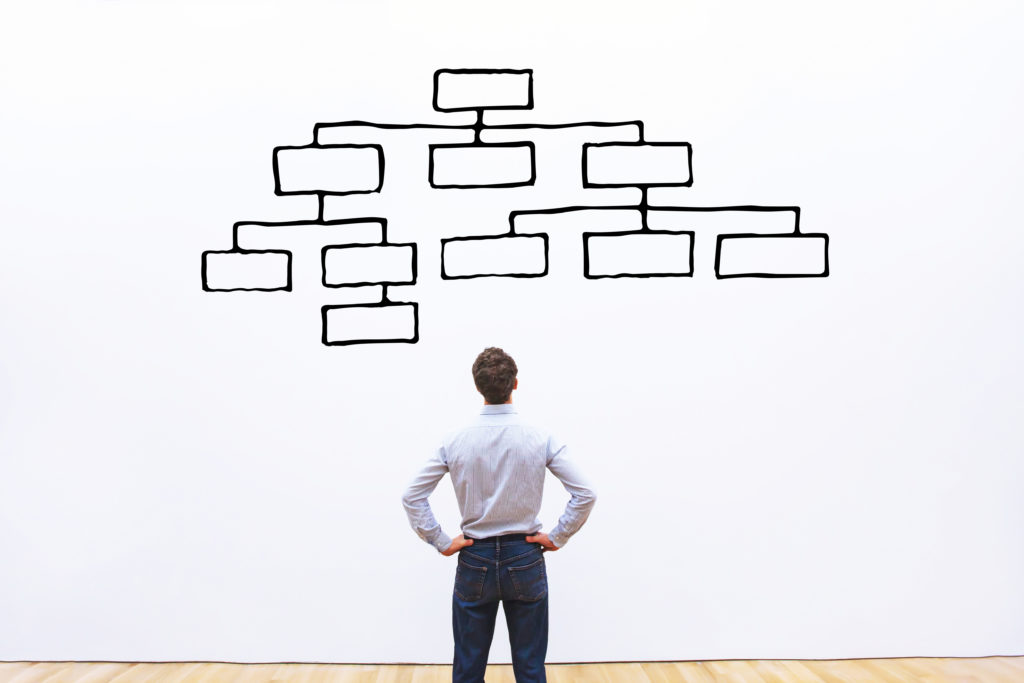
top-left (465, 533), bottom-right (532, 543)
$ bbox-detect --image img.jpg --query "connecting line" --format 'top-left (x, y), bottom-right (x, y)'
top-left (507, 203), bottom-right (645, 236)
top-left (311, 120), bottom-right (645, 145)
top-left (317, 193), bottom-right (326, 223)
top-left (507, 204), bottom-right (803, 237)
top-left (639, 204), bottom-right (803, 236)
top-left (473, 110), bottom-right (485, 144)
top-left (639, 187), bottom-right (650, 231)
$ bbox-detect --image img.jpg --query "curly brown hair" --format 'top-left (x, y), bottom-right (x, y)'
top-left (472, 347), bottom-right (518, 404)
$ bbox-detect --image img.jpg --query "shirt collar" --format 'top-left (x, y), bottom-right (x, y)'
top-left (480, 404), bottom-right (517, 415)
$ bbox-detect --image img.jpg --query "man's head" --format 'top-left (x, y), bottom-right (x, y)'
top-left (472, 347), bottom-right (518, 404)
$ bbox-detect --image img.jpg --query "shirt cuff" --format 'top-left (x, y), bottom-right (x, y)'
top-left (548, 530), bottom-right (567, 548)
top-left (432, 532), bottom-right (453, 553)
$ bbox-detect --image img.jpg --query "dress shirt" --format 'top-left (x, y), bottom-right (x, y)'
top-left (402, 404), bottom-right (596, 552)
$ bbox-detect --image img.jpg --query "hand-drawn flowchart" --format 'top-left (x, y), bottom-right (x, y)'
top-left (201, 69), bottom-right (830, 346)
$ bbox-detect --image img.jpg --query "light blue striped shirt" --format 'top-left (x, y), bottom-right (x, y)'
top-left (402, 404), bottom-right (596, 552)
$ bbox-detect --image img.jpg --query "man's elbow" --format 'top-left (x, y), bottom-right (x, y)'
top-left (578, 487), bottom-right (597, 508)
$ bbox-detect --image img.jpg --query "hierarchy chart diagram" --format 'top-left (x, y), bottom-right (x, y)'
top-left (201, 69), bottom-right (830, 346)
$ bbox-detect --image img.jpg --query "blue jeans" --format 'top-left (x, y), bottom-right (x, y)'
top-left (452, 534), bottom-right (548, 683)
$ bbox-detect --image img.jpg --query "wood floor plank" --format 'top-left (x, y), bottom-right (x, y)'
top-left (996, 655), bottom-right (1024, 672)
top-left (703, 660), bottom-right (766, 683)
top-left (803, 658), bottom-right (879, 683)
top-left (2, 658), bottom-right (1024, 682)
top-left (2, 664), bottom-right (71, 683)
top-left (672, 661), bottom-right (718, 683)
top-left (776, 660), bottom-right (830, 682)
top-left (637, 661), bottom-right (676, 683)
top-left (748, 659), bottom-right (804, 683)
top-left (857, 658), bottom-right (922, 682)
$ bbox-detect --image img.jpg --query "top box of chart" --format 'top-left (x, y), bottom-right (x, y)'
top-left (433, 69), bottom-right (534, 112)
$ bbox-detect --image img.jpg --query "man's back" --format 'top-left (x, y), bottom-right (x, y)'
top-left (404, 404), bottom-right (595, 550)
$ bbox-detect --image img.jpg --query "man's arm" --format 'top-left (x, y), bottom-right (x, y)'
top-left (542, 436), bottom-right (597, 548)
top-left (401, 446), bottom-right (454, 553)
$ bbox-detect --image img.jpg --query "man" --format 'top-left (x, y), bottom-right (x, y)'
top-left (402, 347), bottom-right (597, 683)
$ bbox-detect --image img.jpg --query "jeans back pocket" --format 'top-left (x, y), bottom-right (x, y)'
top-left (507, 557), bottom-right (547, 602)
top-left (454, 559), bottom-right (487, 602)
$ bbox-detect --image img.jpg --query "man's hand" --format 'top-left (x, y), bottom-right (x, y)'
top-left (441, 534), bottom-right (474, 557)
top-left (526, 532), bottom-right (559, 551)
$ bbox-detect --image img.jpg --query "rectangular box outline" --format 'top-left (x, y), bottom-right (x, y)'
top-left (428, 142), bottom-right (537, 189)
top-left (272, 144), bottom-right (385, 196)
top-left (440, 233), bottom-right (549, 280)
top-left (432, 69), bottom-right (534, 112)
top-left (321, 302), bottom-right (420, 346)
top-left (201, 249), bottom-right (292, 292)
top-left (582, 230), bottom-right (695, 279)
top-left (582, 142), bottom-right (694, 188)
top-left (320, 243), bottom-right (418, 288)
top-left (715, 233), bottom-right (830, 279)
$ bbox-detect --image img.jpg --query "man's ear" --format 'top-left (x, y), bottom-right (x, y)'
top-left (514, 378), bottom-right (519, 390)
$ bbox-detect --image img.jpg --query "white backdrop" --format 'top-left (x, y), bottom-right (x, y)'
top-left (2, 0), bottom-right (1023, 664)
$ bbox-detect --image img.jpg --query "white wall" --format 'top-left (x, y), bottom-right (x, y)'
top-left (1, 0), bottom-right (1022, 663)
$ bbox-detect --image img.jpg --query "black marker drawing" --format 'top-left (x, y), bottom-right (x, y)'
top-left (699, 206), bottom-right (830, 278)
top-left (582, 142), bottom-right (693, 188)
top-left (322, 243), bottom-right (417, 288)
top-left (322, 301), bottom-right (419, 346)
top-left (716, 233), bottom-right (830, 278)
top-left (432, 69), bottom-right (534, 112)
top-left (201, 250), bottom-right (292, 292)
top-left (441, 234), bottom-right (549, 280)
top-left (583, 230), bottom-right (694, 279)
top-left (273, 144), bottom-right (384, 196)
top-left (201, 68), bottom-right (828, 345)
top-left (428, 142), bottom-right (536, 189)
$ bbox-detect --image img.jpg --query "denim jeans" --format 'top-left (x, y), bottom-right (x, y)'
top-left (452, 534), bottom-right (548, 683)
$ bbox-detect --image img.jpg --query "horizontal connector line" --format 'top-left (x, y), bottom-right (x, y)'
top-left (510, 204), bottom-right (641, 219)
top-left (486, 121), bottom-right (643, 133)
top-left (231, 217), bottom-right (388, 249)
top-left (650, 205), bottom-right (802, 234)
top-left (314, 120), bottom-right (642, 131)
top-left (312, 120), bottom-right (643, 144)
top-left (510, 204), bottom-right (801, 218)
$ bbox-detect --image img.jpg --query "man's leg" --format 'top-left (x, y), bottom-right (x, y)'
top-left (452, 594), bottom-right (499, 683)
top-left (502, 596), bottom-right (548, 683)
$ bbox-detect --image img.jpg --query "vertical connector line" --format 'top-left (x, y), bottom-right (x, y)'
top-left (317, 193), bottom-right (326, 223)
top-left (640, 187), bottom-right (650, 231)
top-left (381, 284), bottom-right (390, 303)
top-left (473, 109), bottom-right (485, 144)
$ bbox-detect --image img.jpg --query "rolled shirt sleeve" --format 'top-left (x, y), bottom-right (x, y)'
top-left (401, 445), bottom-right (454, 553)
top-left (545, 437), bottom-right (597, 548)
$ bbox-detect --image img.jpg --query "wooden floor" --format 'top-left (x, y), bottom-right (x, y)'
top-left (1, 658), bottom-right (1023, 682)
